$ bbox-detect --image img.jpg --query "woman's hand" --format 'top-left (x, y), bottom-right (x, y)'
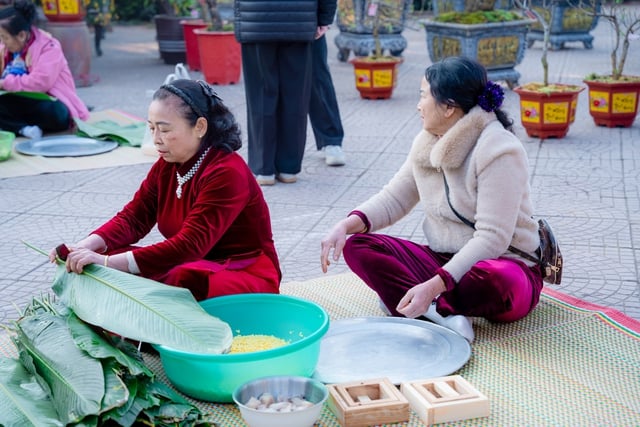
top-left (315, 25), bottom-right (329, 39)
top-left (64, 247), bottom-right (106, 274)
top-left (396, 275), bottom-right (447, 319)
top-left (48, 244), bottom-right (70, 262)
top-left (320, 220), bottom-right (349, 273)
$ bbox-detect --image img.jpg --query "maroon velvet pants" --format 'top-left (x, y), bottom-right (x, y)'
top-left (343, 233), bottom-right (543, 323)
top-left (109, 247), bottom-right (279, 301)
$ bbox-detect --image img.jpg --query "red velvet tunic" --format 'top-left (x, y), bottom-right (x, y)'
top-left (91, 148), bottom-right (281, 300)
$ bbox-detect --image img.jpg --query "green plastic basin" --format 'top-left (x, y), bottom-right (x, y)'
top-left (154, 293), bottom-right (330, 402)
top-left (0, 131), bottom-right (15, 162)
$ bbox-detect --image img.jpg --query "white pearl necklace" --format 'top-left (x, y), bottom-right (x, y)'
top-left (175, 148), bottom-right (210, 199)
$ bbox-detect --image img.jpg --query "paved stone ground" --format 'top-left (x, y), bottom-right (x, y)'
top-left (1, 12), bottom-right (639, 328)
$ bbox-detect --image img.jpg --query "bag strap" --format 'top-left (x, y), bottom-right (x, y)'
top-left (442, 173), bottom-right (540, 264)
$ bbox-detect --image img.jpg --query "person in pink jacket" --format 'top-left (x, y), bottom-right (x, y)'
top-left (0, 0), bottom-right (89, 139)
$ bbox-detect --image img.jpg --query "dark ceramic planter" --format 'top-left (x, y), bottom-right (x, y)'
top-left (335, 0), bottom-right (411, 61)
top-left (526, 0), bottom-right (600, 50)
top-left (421, 17), bottom-right (535, 89)
top-left (154, 14), bottom-right (194, 65)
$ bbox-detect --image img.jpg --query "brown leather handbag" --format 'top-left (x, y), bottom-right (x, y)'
top-left (536, 218), bottom-right (563, 285)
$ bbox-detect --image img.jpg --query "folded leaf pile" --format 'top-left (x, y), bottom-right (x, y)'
top-left (1, 297), bottom-right (218, 426)
top-left (1, 243), bottom-right (236, 425)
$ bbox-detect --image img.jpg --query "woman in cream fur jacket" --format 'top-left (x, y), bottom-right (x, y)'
top-left (320, 57), bottom-right (543, 342)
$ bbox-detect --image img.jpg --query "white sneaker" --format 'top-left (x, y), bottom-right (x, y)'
top-left (19, 125), bottom-right (43, 140)
top-left (276, 173), bottom-right (297, 183)
top-left (323, 145), bottom-right (346, 166)
top-left (423, 302), bottom-right (474, 342)
top-left (255, 174), bottom-right (275, 186)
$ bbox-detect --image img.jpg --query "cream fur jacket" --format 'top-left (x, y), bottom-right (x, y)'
top-left (355, 107), bottom-right (540, 281)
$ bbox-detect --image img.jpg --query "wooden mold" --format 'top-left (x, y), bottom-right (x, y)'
top-left (327, 377), bottom-right (410, 427)
top-left (400, 375), bottom-right (489, 426)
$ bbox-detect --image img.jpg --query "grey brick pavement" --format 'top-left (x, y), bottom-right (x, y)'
top-left (1, 13), bottom-right (639, 326)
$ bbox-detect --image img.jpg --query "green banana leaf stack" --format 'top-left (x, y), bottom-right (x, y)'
top-left (0, 244), bottom-right (235, 426)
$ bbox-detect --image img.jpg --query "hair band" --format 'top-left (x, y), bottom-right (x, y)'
top-left (160, 83), bottom-right (206, 117)
top-left (0, 6), bottom-right (16, 19)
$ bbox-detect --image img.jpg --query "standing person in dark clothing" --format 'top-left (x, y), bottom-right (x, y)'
top-left (234, 0), bottom-right (338, 186)
top-left (310, 32), bottom-right (346, 167)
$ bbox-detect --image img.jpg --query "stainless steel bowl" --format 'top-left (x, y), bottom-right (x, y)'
top-left (233, 375), bottom-right (328, 427)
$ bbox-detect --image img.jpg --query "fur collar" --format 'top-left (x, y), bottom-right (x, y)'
top-left (412, 106), bottom-right (497, 170)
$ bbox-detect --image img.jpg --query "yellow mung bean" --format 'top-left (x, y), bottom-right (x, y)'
top-left (229, 334), bottom-right (289, 354)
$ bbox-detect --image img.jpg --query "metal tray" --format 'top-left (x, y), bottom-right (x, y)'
top-left (15, 136), bottom-right (118, 157)
top-left (313, 316), bottom-right (471, 384)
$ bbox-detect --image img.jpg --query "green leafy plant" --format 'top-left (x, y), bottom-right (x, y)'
top-left (435, 9), bottom-right (524, 24)
top-left (197, 0), bottom-right (234, 30)
top-left (157, 0), bottom-right (196, 16)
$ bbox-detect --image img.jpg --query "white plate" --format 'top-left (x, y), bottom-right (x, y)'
top-left (313, 316), bottom-right (471, 384)
top-left (15, 135), bottom-right (118, 157)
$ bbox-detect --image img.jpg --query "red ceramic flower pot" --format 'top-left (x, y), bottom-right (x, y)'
top-left (583, 79), bottom-right (640, 128)
top-left (194, 30), bottom-right (241, 85)
top-left (349, 57), bottom-right (403, 100)
top-left (513, 84), bottom-right (584, 139)
top-left (42, 0), bottom-right (86, 22)
top-left (181, 20), bottom-right (208, 72)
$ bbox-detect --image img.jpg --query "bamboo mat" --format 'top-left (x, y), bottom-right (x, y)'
top-left (1, 272), bottom-right (639, 426)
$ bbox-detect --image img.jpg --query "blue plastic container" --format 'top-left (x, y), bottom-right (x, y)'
top-left (154, 293), bottom-right (330, 402)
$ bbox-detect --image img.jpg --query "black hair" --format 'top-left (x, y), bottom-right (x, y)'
top-left (0, 0), bottom-right (36, 36)
top-left (153, 79), bottom-right (242, 153)
top-left (425, 57), bottom-right (513, 132)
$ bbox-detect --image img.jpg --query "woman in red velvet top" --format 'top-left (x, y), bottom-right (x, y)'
top-left (49, 79), bottom-right (281, 300)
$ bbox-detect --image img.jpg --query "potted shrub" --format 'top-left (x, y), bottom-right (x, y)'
top-left (154, 0), bottom-right (197, 65)
top-left (349, 0), bottom-right (404, 99)
top-left (420, 0), bottom-right (536, 89)
top-left (512, 0), bottom-right (585, 139)
top-left (193, 0), bottom-right (241, 85)
top-left (335, 0), bottom-right (412, 62)
top-left (582, 0), bottom-right (640, 127)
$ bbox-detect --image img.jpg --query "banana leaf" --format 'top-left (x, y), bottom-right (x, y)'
top-left (67, 313), bottom-right (153, 378)
top-left (14, 312), bottom-right (104, 425)
top-left (101, 373), bottom-right (140, 427)
top-left (51, 263), bottom-right (232, 354)
top-left (101, 359), bottom-right (129, 414)
top-left (0, 357), bottom-right (63, 427)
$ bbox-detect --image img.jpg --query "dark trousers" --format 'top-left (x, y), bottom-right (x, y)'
top-left (0, 94), bottom-right (71, 134)
top-left (309, 35), bottom-right (344, 149)
top-left (242, 42), bottom-right (313, 176)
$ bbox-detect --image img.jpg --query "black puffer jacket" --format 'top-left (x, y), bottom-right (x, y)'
top-left (234, 0), bottom-right (337, 43)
